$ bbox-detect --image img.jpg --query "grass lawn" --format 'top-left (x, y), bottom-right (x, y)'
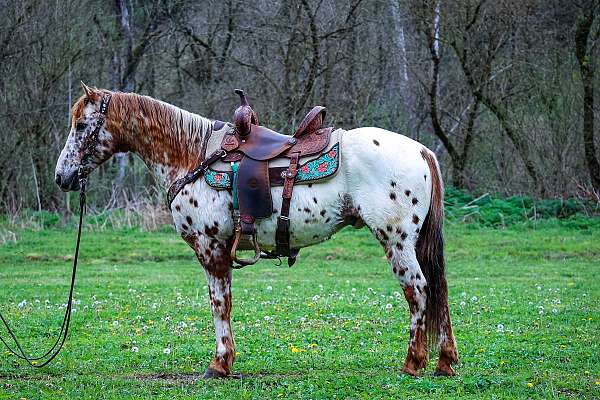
top-left (0, 219), bottom-right (598, 399)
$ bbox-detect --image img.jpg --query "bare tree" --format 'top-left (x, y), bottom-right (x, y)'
top-left (575, 0), bottom-right (600, 191)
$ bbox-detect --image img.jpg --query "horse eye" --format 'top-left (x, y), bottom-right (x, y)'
top-left (76, 122), bottom-right (87, 131)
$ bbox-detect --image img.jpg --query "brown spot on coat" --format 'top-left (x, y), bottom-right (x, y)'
top-left (401, 231), bottom-right (408, 240)
top-left (390, 192), bottom-right (396, 200)
top-left (396, 242), bottom-right (404, 251)
top-left (391, 181), bottom-right (396, 187)
top-left (412, 198), bottom-right (418, 205)
top-left (313, 197), bottom-right (318, 204)
top-left (204, 224), bottom-right (219, 236)
top-left (186, 216), bottom-right (193, 225)
top-left (378, 228), bottom-right (389, 242)
top-left (405, 190), bottom-right (411, 196)
top-left (320, 209), bottom-right (326, 217)
top-left (373, 139), bottom-right (380, 146)
top-left (412, 215), bottom-right (420, 224)
top-left (175, 205), bottom-right (181, 212)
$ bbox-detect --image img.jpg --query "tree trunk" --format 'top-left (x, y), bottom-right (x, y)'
top-left (575, 2), bottom-right (600, 191)
top-left (390, 0), bottom-right (419, 137)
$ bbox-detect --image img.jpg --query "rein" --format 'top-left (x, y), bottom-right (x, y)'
top-left (0, 174), bottom-right (87, 368)
top-left (0, 94), bottom-right (111, 368)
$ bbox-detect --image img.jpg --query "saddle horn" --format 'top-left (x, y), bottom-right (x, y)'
top-left (233, 89), bottom-right (258, 138)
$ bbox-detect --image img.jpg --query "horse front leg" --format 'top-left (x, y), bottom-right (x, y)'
top-left (203, 263), bottom-right (235, 378)
top-left (182, 232), bottom-right (235, 378)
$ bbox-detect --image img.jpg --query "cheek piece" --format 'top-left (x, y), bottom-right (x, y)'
top-left (78, 94), bottom-right (112, 178)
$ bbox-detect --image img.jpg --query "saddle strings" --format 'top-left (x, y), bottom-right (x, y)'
top-left (0, 176), bottom-right (86, 368)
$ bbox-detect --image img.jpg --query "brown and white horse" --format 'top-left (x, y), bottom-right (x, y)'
top-left (55, 83), bottom-right (458, 377)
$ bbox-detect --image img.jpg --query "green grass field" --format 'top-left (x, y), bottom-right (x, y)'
top-left (0, 218), bottom-right (599, 399)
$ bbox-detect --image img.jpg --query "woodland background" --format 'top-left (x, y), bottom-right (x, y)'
top-left (0, 0), bottom-right (599, 214)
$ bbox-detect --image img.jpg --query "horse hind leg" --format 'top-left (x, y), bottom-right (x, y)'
top-left (432, 274), bottom-right (458, 376)
top-left (385, 240), bottom-right (430, 376)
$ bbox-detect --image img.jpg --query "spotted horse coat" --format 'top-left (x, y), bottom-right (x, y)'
top-left (55, 84), bottom-right (458, 378)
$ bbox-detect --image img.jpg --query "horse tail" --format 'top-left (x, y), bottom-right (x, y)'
top-left (416, 148), bottom-right (447, 348)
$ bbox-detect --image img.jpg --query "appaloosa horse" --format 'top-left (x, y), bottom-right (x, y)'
top-left (55, 83), bottom-right (458, 377)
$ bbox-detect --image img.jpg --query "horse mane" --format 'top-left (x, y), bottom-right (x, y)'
top-left (105, 92), bottom-right (213, 171)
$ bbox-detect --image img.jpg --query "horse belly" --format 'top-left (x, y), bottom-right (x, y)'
top-left (254, 175), bottom-right (347, 250)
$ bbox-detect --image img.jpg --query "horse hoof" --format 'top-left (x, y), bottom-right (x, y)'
top-left (203, 367), bottom-right (228, 379)
top-left (401, 366), bottom-right (418, 377)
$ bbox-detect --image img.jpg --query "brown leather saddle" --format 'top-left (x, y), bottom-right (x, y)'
top-left (222, 90), bottom-right (333, 267)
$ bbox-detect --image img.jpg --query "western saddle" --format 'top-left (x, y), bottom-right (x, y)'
top-left (223, 90), bottom-right (333, 267)
top-left (167, 89), bottom-right (334, 267)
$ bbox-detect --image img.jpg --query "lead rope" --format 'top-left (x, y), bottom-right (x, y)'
top-left (0, 170), bottom-right (87, 368)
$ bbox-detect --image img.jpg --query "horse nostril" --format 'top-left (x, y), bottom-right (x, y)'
top-left (55, 175), bottom-right (62, 186)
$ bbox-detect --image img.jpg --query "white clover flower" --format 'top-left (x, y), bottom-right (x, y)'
top-left (470, 296), bottom-right (478, 302)
top-left (132, 346), bottom-right (139, 353)
top-left (264, 315), bottom-right (271, 321)
top-left (496, 324), bottom-right (504, 332)
top-left (351, 288), bottom-right (357, 293)
top-left (460, 301), bottom-right (466, 307)
top-left (385, 303), bottom-right (393, 310)
top-left (312, 295), bottom-right (320, 302)
top-left (376, 331), bottom-right (382, 336)
top-left (267, 286), bottom-right (273, 291)
top-left (286, 286), bottom-right (292, 290)
top-left (163, 348), bottom-right (171, 355)
top-left (17, 300), bottom-right (27, 308)
top-left (112, 320), bottom-right (119, 327)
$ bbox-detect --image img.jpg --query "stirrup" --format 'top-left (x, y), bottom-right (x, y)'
top-left (231, 228), bottom-right (261, 268)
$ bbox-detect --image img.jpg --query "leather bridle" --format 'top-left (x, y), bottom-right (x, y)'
top-left (0, 94), bottom-right (111, 368)
top-left (79, 94), bottom-right (112, 177)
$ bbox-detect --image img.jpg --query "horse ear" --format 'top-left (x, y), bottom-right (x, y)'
top-left (80, 81), bottom-right (96, 100)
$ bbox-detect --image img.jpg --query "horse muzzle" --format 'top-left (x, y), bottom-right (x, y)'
top-left (55, 169), bottom-right (80, 192)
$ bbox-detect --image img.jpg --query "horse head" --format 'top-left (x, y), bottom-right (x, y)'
top-left (55, 82), bottom-right (117, 191)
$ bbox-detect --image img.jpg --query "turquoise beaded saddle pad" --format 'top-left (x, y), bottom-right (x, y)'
top-left (204, 142), bottom-right (341, 190)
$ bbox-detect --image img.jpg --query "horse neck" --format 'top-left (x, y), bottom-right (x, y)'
top-left (107, 93), bottom-right (214, 188)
